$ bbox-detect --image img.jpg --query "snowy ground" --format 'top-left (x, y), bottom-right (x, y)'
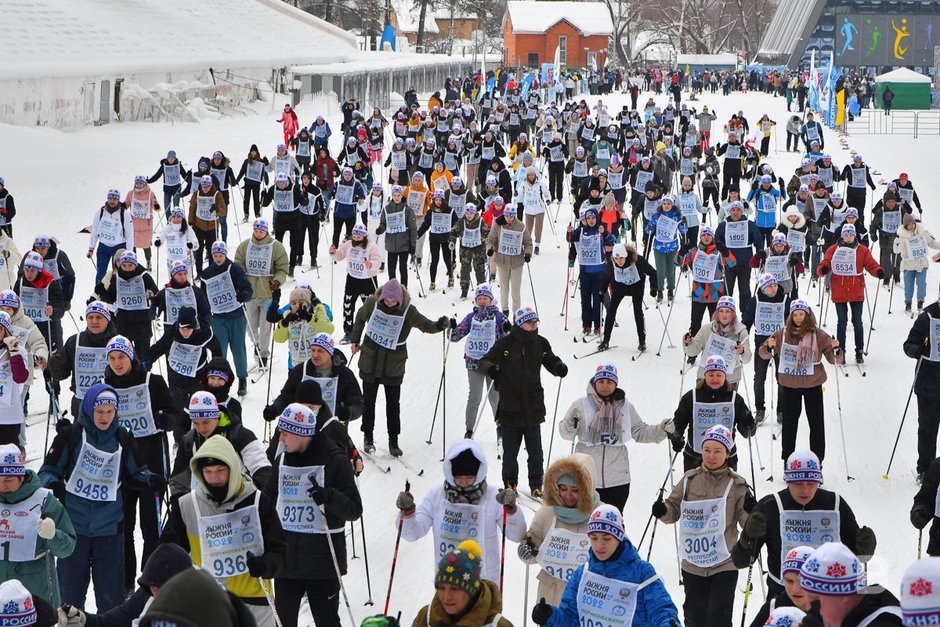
top-left (1, 85), bottom-right (936, 625)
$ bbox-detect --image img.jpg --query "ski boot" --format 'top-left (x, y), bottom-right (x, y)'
top-left (592, 324), bottom-right (601, 336)
top-left (906, 302), bottom-right (912, 315)
top-left (288, 263), bottom-right (295, 278)
top-left (447, 277), bottom-right (454, 288)
top-left (855, 348), bottom-right (864, 364)
top-left (464, 430), bottom-right (474, 439)
top-left (237, 378), bottom-right (248, 397)
top-left (489, 273), bottom-right (497, 283)
top-left (755, 409), bottom-right (766, 424)
top-left (918, 300), bottom-right (925, 314)
top-left (638, 341), bottom-right (646, 352)
top-left (340, 333), bottom-right (352, 344)
top-left (363, 432), bottom-right (375, 454)
top-left (534, 245), bottom-right (540, 255)
top-left (530, 487), bottom-right (543, 499)
top-left (429, 282), bottom-right (436, 291)
top-left (656, 290), bottom-right (664, 303)
top-left (598, 340), bottom-right (610, 351)
top-left (388, 436), bottom-right (403, 457)
top-left (667, 289), bottom-right (675, 302)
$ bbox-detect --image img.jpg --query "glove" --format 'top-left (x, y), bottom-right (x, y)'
top-left (147, 474), bottom-right (167, 493)
top-left (487, 365), bottom-right (500, 381)
top-left (449, 317), bottom-right (457, 330)
top-left (57, 605), bottom-right (86, 627)
top-left (855, 526), bottom-right (877, 558)
top-left (682, 332), bottom-right (692, 346)
top-left (659, 419), bottom-right (675, 434)
top-left (496, 487), bottom-right (518, 512)
top-left (409, 246), bottom-right (416, 256)
top-left (282, 311), bottom-right (300, 325)
top-left (876, 268), bottom-right (885, 279)
top-left (818, 265), bottom-right (829, 275)
top-left (555, 362), bottom-right (568, 378)
top-left (48, 479), bottom-right (66, 501)
top-left (396, 490), bottom-right (416, 515)
top-left (650, 287), bottom-right (657, 298)
top-left (246, 551), bottom-right (267, 578)
top-left (668, 431), bottom-right (685, 453)
top-left (871, 232), bottom-right (878, 243)
top-left (262, 405), bottom-right (280, 422)
top-left (911, 505), bottom-right (933, 530)
top-left (2, 336), bottom-right (20, 355)
top-left (502, 320), bottom-right (512, 333)
top-left (743, 492), bottom-right (758, 514)
top-left (524, 253), bottom-right (532, 263)
top-left (154, 411), bottom-right (171, 431)
top-left (741, 511), bottom-right (767, 548)
top-left (651, 498), bottom-right (667, 518)
top-left (297, 308), bottom-right (313, 322)
top-left (307, 475), bottom-right (331, 505)
top-left (237, 290), bottom-right (252, 303)
top-left (269, 280), bottom-right (281, 292)
top-left (436, 316), bottom-right (450, 330)
top-left (740, 419), bottom-right (757, 438)
top-left (487, 248), bottom-right (495, 257)
top-left (37, 516), bottom-right (56, 540)
top-left (153, 238), bottom-right (162, 248)
top-left (532, 598), bottom-right (553, 625)
top-left (788, 256), bottom-right (799, 267)
top-left (518, 536), bottom-right (539, 560)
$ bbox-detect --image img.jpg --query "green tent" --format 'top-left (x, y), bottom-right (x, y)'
top-left (874, 68), bottom-right (932, 110)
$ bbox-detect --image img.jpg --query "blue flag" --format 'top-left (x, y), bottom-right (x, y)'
top-left (379, 24), bottom-right (396, 51)
top-left (520, 75), bottom-right (533, 101)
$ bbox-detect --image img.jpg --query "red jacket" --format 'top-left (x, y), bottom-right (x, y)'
top-left (278, 109), bottom-right (299, 134)
top-left (817, 242), bottom-right (882, 303)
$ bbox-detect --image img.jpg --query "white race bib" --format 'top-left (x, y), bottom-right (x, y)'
top-left (764, 255), bottom-right (790, 283)
top-left (692, 252), bottom-right (719, 283)
top-left (204, 271), bottom-right (240, 315)
top-left (778, 342), bottom-right (815, 376)
top-left (680, 479), bottom-right (733, 568)
top-left (74, 346), bottom-right (108, 399)
top-left (577, 233), bottom-right (602, 266)
top-left (386, 212), bottom-right (406, 235)
top-left (164, 286), bottom-right (197, 325)
top-left (116, 377), bottom-right (157, 438)
top-left (700, 333), bottom-right (739, 372)
top-left (65, 433), bottom-right (121, 502)
top-left (437, 501), bottom-right (483, 557)
top-left (497, 229), bottom-right (523, 257)
top-left (18, 285), bottom-right (49, 322)
top-left (787, 229), bottom-right (806, 253)
top-left (365, 308), bottom-right (405, 350)
top-left (613, 264), bottom-right (640, 286)
top-left (277, 464), bottom-right (328, 534)
top-left (196, 195), bottom-right (216, 221)
top-left (116, 276), bottom-right (148, 311)
top-left (724, 221), bottom-right (748, 248)
top-left (0, 488), bottom-right (46, 561)
top-left (832, 247), bottom-right (857, 277)
top-left (536, 523), bottom-right (590, 583)
top-left (755, 302), bottom-right (786, 337)
top-left (907, 234), bottom-right (929, 260)
top-left (464, 318), bottom-right (496, 361)
top-left (691, 400), bottom-right (736, 453)
top-left (197, 497), bottom-right (264, 579)
top-left (655, 215), bottom-right (679, 244)
top-left (246, 243), bottom-right (273, 277)
top-left (430, 212), bottom-right (451, 235)
top-left (346, 246), bottom-right (370, 280)
top-left (168, 341), bottom-right (201, 377)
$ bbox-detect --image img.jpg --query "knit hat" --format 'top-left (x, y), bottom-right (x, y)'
top-left (702, 424), bottom-right (734, 452)
top-left (782, 545), bottom-right (815, 576)
top-left (119, 250), bottom-right (138, 266)
top-left (789, 300), bottom-right (812, 316)
top-left (757, 273), bottom-right (779, 291)
top-left (275, 172), bottom-right (290, 184)
top-left (0, 290), bottom-right (19, 310)
top-left (188, 391), bottom-right (220, 420)
top-left (0, 312), bottom-right (14, 338)
top-left (515, 306), bottom-right (538, 326)
top-left (278, 402), bottom-right (318, 437)
top-left (177, 307), bottom-right (197, 329)
top-left (107, 189), bottom-right (121, 200)
top-left (435, 540), bottom-right (484, 598)
top-left (295, 380), bottom-right (324, 407)
top-left (33, 235), bottom-right (52, 250)
top-left (352, 223), bottom-right (368, 237)
top-left (703, 355), bottom-right (728, 374)
top-left (0, 444), bottom-right (24, 476)
top-left (587, 504), bottom-right (626, 543)
top-left (662, 194), bottom-right (675, 205)
top-left (901, 558), bottom-right (940, 626)
top-left (716, 295), bottom-right (736, 313)
top-left (700, 225), bottom-right (714, 238)
top-left (463, 203), bottom-right (478, 215)
top-left (94, 389), bottom-right (119, 409)
top-left (391, 185), bottom-right (404, 195)
top-left (211, 240), bottom-right (227, 255)
top-left (474, 284), bottom-right (494, 303)
top-left (106, 335), bottom-right (135, 361)
top-left (772, 234), bottom-right (787, 248)
top-left (450, 448), bottom-right (482, 477)
top-left (845, 207), bottom-right (858, 218)
top-left (22, 252), bottom-right (43, 272)
top-left (591, 363), bottom-right (618, 386)
top-left (85, 300), bottom-right (112, 322)
top-left (289, 287), bottom-right (312, 307)
top-left (170, 206), bottom-right (185, 218)
top-left (379, 279), bottom-right (404, 304)
top-left (729, 200), bottom-right (744, 211)
top-left (765, 607), bottom-right (807, 627)
top-left (800, 542), bottom-right (865, 596)
top-left (169, 259), bottom-right (188, 277)
top-left (785, 450), bottom-right (823, 483)
top-left (253, 218), bottom-right (270, 233)
top-left (137, 543), bottom-right (193, 588)
top-left (0, 580), bottom-right (37, 626)
top-left (841, 223), bottom-right (856, 237)
top-left (199, 175), bottom-right (213, 187)
top-left (138, 568), bottom-right (239, 627)
top-left (309, 332), bottom-right (335, 356)
top-left (612, 244), bottom-right (628, 259)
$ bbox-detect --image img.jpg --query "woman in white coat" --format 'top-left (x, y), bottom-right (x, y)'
top-left (516, 166), bottom-right (551, 255)
top-left (394, 439), bottom-right (527, 584)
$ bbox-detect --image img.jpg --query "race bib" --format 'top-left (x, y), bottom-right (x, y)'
top-left (365, 308), bottom-right (405, 350)
top-left (246, 243), bottom-right (273, 277)
top-left (498, 230), bottom-right (523, 256)
top-left (692, 252), bottom-right (719, 283)
top-left (691, 401), bottom-right (735, 453)
top-left (386, 212), bottom-right (406, 235)
top-left (464, 318), bottom-right (495, 361)
top-left (778, 342), bottom-right (814, 376)
top-left (430, 212), bottom-right (451, 235)
top-left (168, 341), bottom-right (201, 377)
top-left (577, 233), bottom-right (602, 266)
top-left (74, 346), bottom-right (108, 399)
top-left (724, 221), bottom-right (748, 248)
top-left (277, 464), bottom-right (328, 534)
top-left (204, 271), bottom-right (240, 315)
top-left (613, 264), bottom-right (640, 286)
top-left (18, 285), bottom-right (48, 323)
top-left (116, 378), bottom-right (157, 438)
top-left (655, 215), bottom-right (679, 244)
top-left (164, 286), bottom-right (196, 325)
top-left (755, 302), bottom-right (786, 337)
top-left (787, 229), bottom-right (806, 253)
top-left (536, 525), bottom-right (590, 583)
top-left (437, 501), bottom-right (483, 557)
top-left (116, 276), bottom-right (148, 311)
top-left (65, 434), bottom-right (121, 502)
top-left (700, 333), bottom-right (738, 372)
top-left (907, 234), bottom-right (929, 260)
top-left (831, 247), bottom-right (857, 277)
top-left (198, 499), bottom-right (265, 579)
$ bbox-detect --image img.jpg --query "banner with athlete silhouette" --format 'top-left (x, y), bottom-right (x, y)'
top-left (835, 13), bottom-right (933, 67)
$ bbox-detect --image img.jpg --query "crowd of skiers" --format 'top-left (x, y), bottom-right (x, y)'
top-left (0, 66), bottom-right (938, 627)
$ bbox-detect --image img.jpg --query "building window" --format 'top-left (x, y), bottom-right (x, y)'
top-left (559, 35), bottom-right (567, 66)
top-left (527, 52), bottom-right (539, 67)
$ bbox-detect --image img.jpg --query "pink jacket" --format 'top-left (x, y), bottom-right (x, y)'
top-left (124, 186), bottom-right (157, 248)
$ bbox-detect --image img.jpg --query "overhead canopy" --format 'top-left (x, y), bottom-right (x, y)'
top-left (874, 68), bottom-right (932, 84)
top-left (504, 1), bottom-right (613, 36)
top-left (754, 0), bottom-right (825, 66)
top-left (677, 54), bottom-right (737, 70)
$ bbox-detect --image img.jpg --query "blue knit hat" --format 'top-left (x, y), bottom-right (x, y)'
top-left (309, 332), bottom-right (335, 356)
top-left (85, 300), bottom-right (112, 322)
top-left (591, 363), bottom-right (618, 386)
top-left (106, 335), bottom-right (135, 361)
top-left (587, 504), bottom-right (625, 543)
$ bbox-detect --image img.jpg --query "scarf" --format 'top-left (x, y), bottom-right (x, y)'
top-left (796, 328), bottom-right (818, 370)
top-left (444, 479), bottom-right (487, 505)
top-left (583, 385), bottom-right (625, 445)
top-left (553, 491), bottom-right (601, 525)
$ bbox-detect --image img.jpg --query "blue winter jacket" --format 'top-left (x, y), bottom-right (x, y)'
top-left (714, 217), bottom-right (760, 267)
top-left (39, 383), bottom-right (154, 537)
top-left (746, 185), bottom-right (781, 229)
top-left (567, 224), bottom-right (615, 273)
top-left (332, 179), bottom-right (366, 220)
top-left (644, 207), bottom-right (687, 254)
top-left (548, 539), bottom-right (680, 627)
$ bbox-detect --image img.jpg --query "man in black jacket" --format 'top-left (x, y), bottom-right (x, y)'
top-left (903, 301), bottom-right (940, 480)
top-left (263, 402), bottom-right (362, 627)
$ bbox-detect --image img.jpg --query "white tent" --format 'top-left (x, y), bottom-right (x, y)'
top-left (873, 68), bottom-right (931, 84)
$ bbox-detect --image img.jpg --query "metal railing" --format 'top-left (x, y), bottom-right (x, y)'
top-left (844, 109), bottom-right (940, 138)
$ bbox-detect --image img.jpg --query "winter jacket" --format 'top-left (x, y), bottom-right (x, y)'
top-left (451, 214), bottom-right (490, 251)
top-left (187, 188), bottom-right (226, 233)
top-left (148, 159), bottom-right (191, 193)
top-left (332, 177), bottom-right (366, 220)
top-left (161, 435), bottom-right (286, 604)
top-left (268, 349), bottom-right (363, 422)
top-left (272, 302), bottom-right (336, 368)
top-left (0, 470), bottom-right (76, 607)
top-left (645, 207), bottom-right (687, 254)
top-left (451, 305), bottom-right (508, 370)
top-left (559, 383), bottom-right (666, 489)
top-left (742, 289), bottom-right (792, 346)
top-left (39, 387), bottom-right (155, 537)
top-left (412, 579), bottom-right (512, 627)
top-left (714, 217), bottom-right (760, 267)
top-left (604, 246), bottom-right (657, 298)
top-left (234, 234), bottom-right (289, 300)
top-left (261, 182), bottom-right (308, 226)
top-left (235, 148), bottom-right (270, 187)
top-left (351, 284), bottom-right (444, 385)
top-left (152, 278), bottom-right (212, 331)
top-left (903, 303), bottom-right (940, 399)
top-left (399, 440), bottom-right (526, 584)
top-left (261, 430), bottom-right (361, 580)
top-left (730, 487), bottom-right (862, 581)
top-left (103, 360), bottom-right (182, 450)
top-left (48, 325), bottom-right (117, 397)
top-left (486, 216), bottom-right (533, 269)
top-left (6, 302), bottom-right (47, 385)
top-left (33, 241), bottom-right (75, 309)
top-left (124, 185), bottom-right (158, 249)
top-left (198, 258), bottom-right (253, 320)
top-left (478, 325), bottom-right (565, 428)
top-left (659, 463), bottom-right (750, 577)
top-left (746, 185), bottom-right (781, 229)
top-left (567, 223), bottom-right (614, 272)
top-left (839, 589), bottom-right (903, 627)
top-left (89, 203), bottom-right (135, 251)
top-left (95, 263), bottom-right (160, 327)
top-left (143, 322), bottom-right (219, 387)
top-left (14, 268), bottom-right (63, 321)
top-left (679, 243), bottom-right (736, 304)
top-left (686, 317), bottom-right (752, 382)
top-left (546, 539), bottom-right (680, 627)
top-left (893, 222), bottom-right (940, 272)
top-left (817, 241), bottom-right (882, 303)
top-left (376, 200), bottom-right (418, 254)
top-left (672, 384), bottom-right (754, 465)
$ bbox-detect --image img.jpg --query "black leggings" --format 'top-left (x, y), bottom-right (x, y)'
top-left (275, 577), bottom-right (341, 627)
top-left (597, 483), bottom-right (630, 513)
top-left (690, 301), bottom-right (718, 335)
top-left (301, 215), bottom-right (322, 265)
top-left (344, 276), bottom-right (377, 334)
top-left (362, 380), bottom-right (401, 436)
top-left (192, 226), bottom-right (216, 276)
top-left (274, 217), bottom-right (304, 267)
top-left (702, 185), bottom-right (719, 209)
top-left (780, 385), bottom-right (825, 461)
top-left (682, 570), bottom-right (738, 627)
top-left (603, 292), bottom-right (645, 344)
top-left (332, 217), bottom-right (355, 248)
top-left (428, 238), bottom-right (453, 282)
top-left (548, 165), bottom-right (564, 201)
top-left (242, 183), bottom-right (261, 218)
top-left (387, 252), bottom-right (409, 286)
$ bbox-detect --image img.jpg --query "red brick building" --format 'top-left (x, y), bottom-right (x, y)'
top-left (501, 1), bottom-right (612, 69)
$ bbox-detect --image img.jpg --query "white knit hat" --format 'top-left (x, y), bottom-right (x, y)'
top-left (901, 557), bottom-right (940, 626)
top-left (799, 542), bottom-right (865, 596)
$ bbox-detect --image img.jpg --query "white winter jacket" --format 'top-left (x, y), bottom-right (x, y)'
top-left (893, 222), bottom-right (940, 272)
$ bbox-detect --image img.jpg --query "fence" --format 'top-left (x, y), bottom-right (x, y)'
top-left (844, 109), bottom-right (940, 138)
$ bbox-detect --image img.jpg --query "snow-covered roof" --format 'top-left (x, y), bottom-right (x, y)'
top-left (504, 1), bottom-right (613, 36)
top-left (393, 0), bottom-right (440, 34)
top-left (0, 0), bottom-right (357, 81)
top-left (874, 68), bottom-right (932, 84)
top-left (292, 51), bottom-right (476, 74)
top-left (676, 54), bottom-right (738, 68)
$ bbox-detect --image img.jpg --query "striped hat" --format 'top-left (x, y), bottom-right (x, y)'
top-left (106, 335), bottom-right (135, 361)
top-left (702, 424), bottom-right (734, 452)
top-left (119, 250), bottom-right (138, 266)
top-left (278, 402), bottom-right (318, 437)
top-left (591, 363), bottom-right (618, 386)
top-left (85, 300), bottom-right (112, 322)
top-left (587, 504), bottom-right (625, 543)
top-left (800, 542), bottom-right (865, 596)
top-left (189, 391), bottom-right (220, 420)
top-left (211, 241), bottom-right (227, 255)
top-left (0, 290), bottom-right (19, 310)
top-left (782, 546), bottom-right (815, 576)
top-left (22, 252), bottom-right (43, 271)
top-left (309, 332), bottom-right (335, 356)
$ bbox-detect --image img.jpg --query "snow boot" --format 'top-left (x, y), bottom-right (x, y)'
top-left (534, 245), bottom-right (540, 255)
top-left (755, 409), bottom-right (766, 424)
top-left (667, 289), bottom-right (675, 302)
top-left (906, 302), bottom-right (912, 314)
top-left (918, 300), bottom-right (925, 314)
top-left (464, 430), bottom-right (473, 439)
top-left (447, 277), bottom-right (454, 288)
top-left (638, 341), bottom-right (646, 352)
top-left (776, 410), bottom-right (783, 424)
top-left (363, 432), bottom-right (375, 454)
top-left (489, 273), bottom-right (497, 283)
top-left (388, 436), bottom-right (403, 457)
top-left (340, 333), bottom-right (352, 344)
top-left (237, 378), bottom-right (248, 397)
top-left (460, 286), bottom-right (469, 299)
top-left (429, 282), bottom-right (436, 291)
top-left (288, 263), bottom-right (295, 278)
top-left (656, 290), bottom-right (664, 303)
top-left (530, 487), bottom-right (543, 499)
top-left (598, 340), bottom-right (610, 351)
top-left (855, 348), bottom-right (864, 364)
top-left (592, 324), bottom-right (601, 336)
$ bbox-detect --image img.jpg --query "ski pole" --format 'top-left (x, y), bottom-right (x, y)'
top-left (350, 520), bottom-right (358, 559)
top-left (863, 274), bottom-right (881, 355)
top-left (562, 264), bottom-right (571, 331)
top-left (637, 449), bottom-right (680, 551)
top-left (526, 262), bottom-right (539, 317)
top-left (739, 556), bottom-right (756, 627)
top-left (384, 479), bottom-right (409, 615)
top-left (544, 377), bottom-right (564, 468)
top-left (264, 320), bottom-right (276, 442)
top-left (359, 505), bottom-right (374, 606)
top-left (919, 528), bottom-right (924, 560)
top-left (655, 289), bottom-right (678, 356)
top-left (884, 356), bottom-right (923, 479)
top-left (322, 505), bottom-right (357, 627)
top-left (523, 564), bottom-right (531, 627)
top-left (499, 502), bottom-right (508, 593)
top-left (832, 350), bottom-right (854, 481)
top-left (257, 577), bottom-right (285, 627)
